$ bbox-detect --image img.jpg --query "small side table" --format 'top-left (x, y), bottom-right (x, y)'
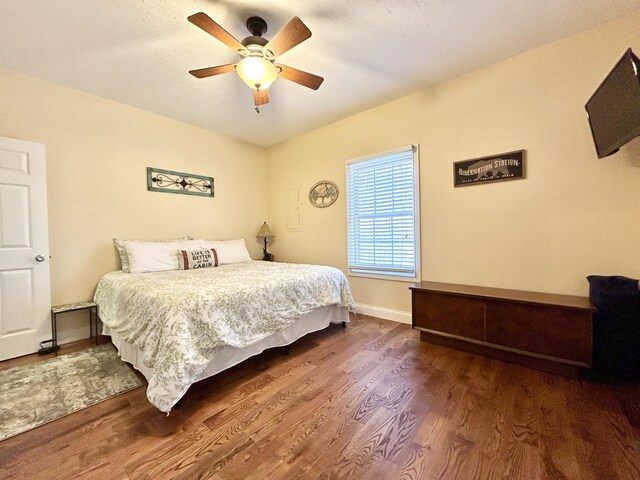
top-left (38, 301), bottom-right (99, 354)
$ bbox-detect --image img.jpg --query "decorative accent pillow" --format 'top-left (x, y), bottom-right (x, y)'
top-left (114, 237), bottom-right (192, 272)
top-left (178, 248), bottom-right (219, 270)
top-left (203, 239), bottom-right (252, 264)
top-left (125, 239), bottom-right (204, 273)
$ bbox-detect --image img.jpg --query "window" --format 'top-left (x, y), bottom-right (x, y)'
top-left (346, 145), bottom-right (420, 281)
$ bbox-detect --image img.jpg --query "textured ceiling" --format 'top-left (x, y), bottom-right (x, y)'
top-left (1, 1), bottom-right (639, 147)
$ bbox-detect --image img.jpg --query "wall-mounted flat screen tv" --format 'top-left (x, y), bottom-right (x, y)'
top-left (585, 48), bottom-right (640, 159)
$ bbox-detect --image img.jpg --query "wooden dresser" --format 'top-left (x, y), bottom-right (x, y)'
top-left (410, 281), bottom-right (595, 377)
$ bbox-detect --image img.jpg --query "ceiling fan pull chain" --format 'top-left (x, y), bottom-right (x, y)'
top-left (255, 107), bottom-right (261, 114)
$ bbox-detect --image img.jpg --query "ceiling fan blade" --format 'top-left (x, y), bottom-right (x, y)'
top-left (276, 64), bottom-right (324, 90)
top-left (188, 12), bottom-right (246, 53)
top-left (189, 63), bottom-right (237, 79)
top-left (254, 89), bottom-right (270, 106)
top-left (264, 17), bottom-right (312, 57)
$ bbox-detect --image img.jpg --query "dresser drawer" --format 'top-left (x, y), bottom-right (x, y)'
top-left (485, 301), bottom-right (592, 363)
top-left (412, 291), bottom-right (484, 341)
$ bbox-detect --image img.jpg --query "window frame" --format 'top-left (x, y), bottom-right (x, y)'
top-left (345, 144), bottom-right (421, 283)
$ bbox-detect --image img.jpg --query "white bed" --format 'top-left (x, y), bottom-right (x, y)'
top-left (95, 261), bottom-right (354, 412)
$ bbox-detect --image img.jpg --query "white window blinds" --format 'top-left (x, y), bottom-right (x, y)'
top-left (346, 146), bottom-right (420, 280)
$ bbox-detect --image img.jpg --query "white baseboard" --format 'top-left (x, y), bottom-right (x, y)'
top-left (354, 303), bottom-right (412, 324)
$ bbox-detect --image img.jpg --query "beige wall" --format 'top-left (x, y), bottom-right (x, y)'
top-left (2, 12), bottom-right (639, 343)
top-left (0, 71), bottom-right (268, 342)
top-left (266, 12), bottom-right (640, 315)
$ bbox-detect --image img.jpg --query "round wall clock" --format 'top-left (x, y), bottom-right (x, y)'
top-left (309, 180), bottom-right (339, 208)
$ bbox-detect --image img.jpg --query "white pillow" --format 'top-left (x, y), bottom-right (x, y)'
top-left (126, 239), bottom-right (204, 273)
top-left (113, 236), bottom-right (192, 272)
top-left (204, 239), bottom-right (252, 265)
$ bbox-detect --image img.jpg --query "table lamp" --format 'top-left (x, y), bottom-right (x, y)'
top-left (256, 222), bottom-right (275, 261)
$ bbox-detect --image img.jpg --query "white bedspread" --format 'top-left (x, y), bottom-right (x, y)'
top-left (94, 261), bottom-right (354, 412)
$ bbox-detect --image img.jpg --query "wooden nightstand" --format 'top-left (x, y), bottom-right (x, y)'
top-left (38, 301), bottom-right (99, 354)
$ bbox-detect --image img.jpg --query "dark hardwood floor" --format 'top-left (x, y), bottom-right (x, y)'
top-left (1, 314), bottom-right (640, 479)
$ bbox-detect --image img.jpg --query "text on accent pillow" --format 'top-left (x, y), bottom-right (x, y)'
top-left (178, 248), bottom-right (219, 270)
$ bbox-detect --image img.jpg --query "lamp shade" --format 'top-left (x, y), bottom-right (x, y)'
top-left (236, 57), bottom-right (278, 90)
top-left (256, 222), bottom-right (274, 238)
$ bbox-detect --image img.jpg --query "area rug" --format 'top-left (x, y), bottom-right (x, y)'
top-left (0, 343), bottom-right (143, 442)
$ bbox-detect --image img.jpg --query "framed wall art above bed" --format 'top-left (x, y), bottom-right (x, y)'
top-left (146, 167), bottom-right (214, 197)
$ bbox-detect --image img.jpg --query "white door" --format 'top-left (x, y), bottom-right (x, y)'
top-left (0, 136), bottom-right (51, 361)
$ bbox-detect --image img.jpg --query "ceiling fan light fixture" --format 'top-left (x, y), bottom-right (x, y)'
top-left (188, 12), bottom-right (323, 109)
top-left (236, 56), bottom-right (278, 90)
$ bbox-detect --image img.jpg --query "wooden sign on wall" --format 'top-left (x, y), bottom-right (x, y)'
top-left (453, 150), bottom-right (525, 187)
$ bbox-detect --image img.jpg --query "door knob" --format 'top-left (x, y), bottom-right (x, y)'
top-left (35, 255), bottom-right (46, 262)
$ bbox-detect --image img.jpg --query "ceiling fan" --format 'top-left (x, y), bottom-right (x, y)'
top-left (188, 12), bottom-right (324, 112)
